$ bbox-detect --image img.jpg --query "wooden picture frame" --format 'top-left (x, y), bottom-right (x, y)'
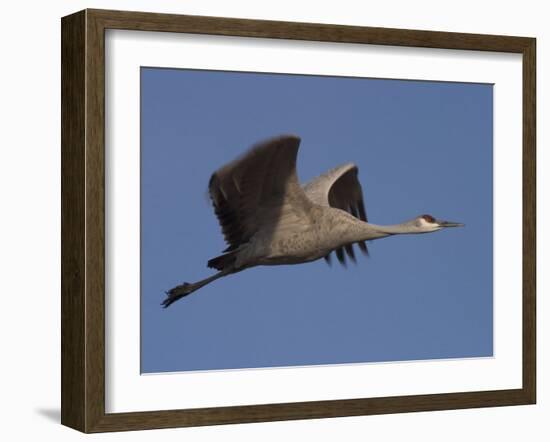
top-left (61, 8), bottom-right (536, 433)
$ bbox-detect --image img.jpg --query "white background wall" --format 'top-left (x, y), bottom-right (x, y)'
top-left (0, 0), bottom-right (546, 440)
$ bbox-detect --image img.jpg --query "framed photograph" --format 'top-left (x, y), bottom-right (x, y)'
top-left (61, 9), bottom-right (536, 433)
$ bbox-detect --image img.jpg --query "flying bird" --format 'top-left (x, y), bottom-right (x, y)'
top-left (162, 135), bottom-right (463, 307)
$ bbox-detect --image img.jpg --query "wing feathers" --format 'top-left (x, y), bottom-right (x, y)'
top-left (209, 135), bottom-right (311, 252)
top-left (303, 163), bottom-right (370, 267)
top-left (209, 136), bottom-right (370, 268)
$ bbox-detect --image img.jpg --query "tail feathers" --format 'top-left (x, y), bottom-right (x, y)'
top-left (207, 251), bottom-right (237, 271)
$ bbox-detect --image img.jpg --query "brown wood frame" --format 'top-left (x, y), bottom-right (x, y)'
top-left (61, 8), bottom-right (536, 433)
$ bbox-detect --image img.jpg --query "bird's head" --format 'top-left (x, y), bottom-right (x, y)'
top-left (412, 214), bottom-right (465, 233)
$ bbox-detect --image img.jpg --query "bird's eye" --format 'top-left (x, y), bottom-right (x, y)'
top-left (421, 214), bottom-right (435, 223)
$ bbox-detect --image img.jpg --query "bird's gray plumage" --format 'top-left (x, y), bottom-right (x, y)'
top-left (208, 135), bottom-right (312, 254)
top-left (303, 163), bottom-right (369, 265)
top-left (162, 135), bottom-right (464, 307)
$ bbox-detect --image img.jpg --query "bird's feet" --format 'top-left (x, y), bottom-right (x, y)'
top-left (161, 282), bottom-right (196, 308)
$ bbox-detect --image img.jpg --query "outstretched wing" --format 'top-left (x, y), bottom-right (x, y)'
top-left (208, 135), bottom-right (313, 252)
top-left (303, 163), bottom-right (369, 266)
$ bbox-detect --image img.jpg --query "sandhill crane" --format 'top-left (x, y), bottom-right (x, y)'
top-left (162, 135), bottom-right (463, 308)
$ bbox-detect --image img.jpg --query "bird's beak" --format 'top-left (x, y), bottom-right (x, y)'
top-left (437, 220), bottom-right (465, 228)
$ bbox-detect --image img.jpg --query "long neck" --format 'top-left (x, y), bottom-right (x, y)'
top-left (369, 222), bottom-right (419, 235)
top-left (344, 219), bottom-right (419, 242)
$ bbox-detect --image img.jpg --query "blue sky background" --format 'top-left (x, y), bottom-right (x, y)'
top-left (140, 67), bottom-right (493, 373)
